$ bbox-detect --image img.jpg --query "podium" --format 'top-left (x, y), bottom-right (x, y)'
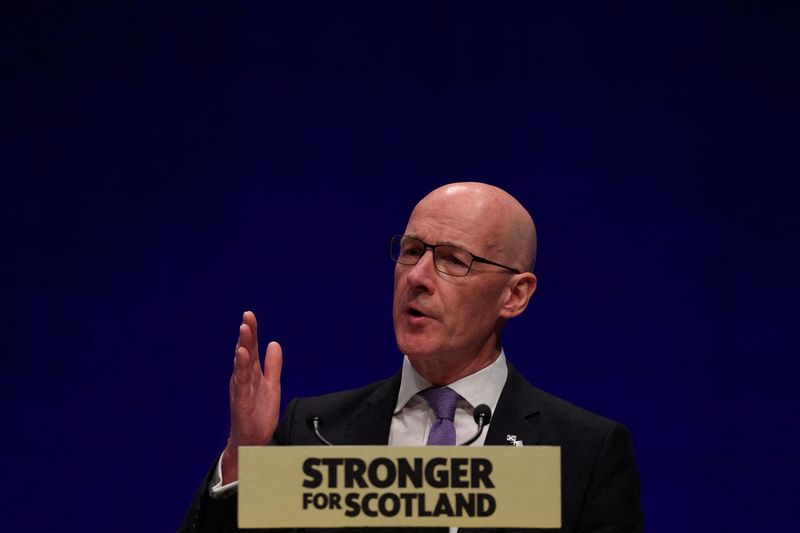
top-left (239, 446), bottom-right (561, 529)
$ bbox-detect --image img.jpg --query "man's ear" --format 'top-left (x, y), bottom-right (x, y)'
top-left (499, 273), bottom-right (537, 318)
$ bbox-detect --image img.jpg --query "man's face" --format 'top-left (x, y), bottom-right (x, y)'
top-left (392, 192), bottom-right (513, 366)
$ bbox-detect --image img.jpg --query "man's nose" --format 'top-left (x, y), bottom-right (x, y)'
top-left (406, 248), bottom-right (437, 291)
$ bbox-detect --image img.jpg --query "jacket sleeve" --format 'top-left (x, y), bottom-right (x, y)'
top-left (177, 398), bottom-right (301, 532)
top-left (577, 423), bottom-right (643, 533)
top-left (177, 460), bottom-right (239, 533)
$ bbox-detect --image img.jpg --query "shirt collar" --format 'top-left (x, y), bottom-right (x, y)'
top-left (394, 350), bottom-right (509, 414)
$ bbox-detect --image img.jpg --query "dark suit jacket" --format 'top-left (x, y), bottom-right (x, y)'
top-left (179, 363), bottom-right (642, 533)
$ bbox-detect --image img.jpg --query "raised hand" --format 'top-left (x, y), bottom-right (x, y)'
top-left (221, 311), bottom-right (283, 484)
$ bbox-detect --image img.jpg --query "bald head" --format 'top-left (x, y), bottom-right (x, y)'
top-left (410, 182), bottom-right (537, 272)
top-left (394, 182), bottom-right (538, 382)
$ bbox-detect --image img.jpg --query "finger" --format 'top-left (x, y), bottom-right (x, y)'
top-left (234, 314), bottom-right (245, 352)
top-left (233, 345), bottom-right (253, 386)
top-left (238, 323), bottom-right (263, 375)
top-left (264, 341), bottom-right (283, 387)
top-left (242, 310), bottom-right (259, 361)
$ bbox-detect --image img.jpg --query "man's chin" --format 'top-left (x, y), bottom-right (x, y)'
top-left (395, 333), bottom-right (441, 360)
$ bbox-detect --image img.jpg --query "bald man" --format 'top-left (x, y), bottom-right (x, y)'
top-left (179, 183), bottom-right (643, 533)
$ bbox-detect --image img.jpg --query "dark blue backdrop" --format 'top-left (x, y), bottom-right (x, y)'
top-left (3, 2), bottom-right (798, 531)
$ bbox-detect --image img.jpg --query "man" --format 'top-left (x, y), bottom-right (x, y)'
top-left (180, 182), bottom-right (643, 532)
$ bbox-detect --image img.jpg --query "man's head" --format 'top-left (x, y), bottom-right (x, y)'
top-left (392, 182), bottom-right (538, 384)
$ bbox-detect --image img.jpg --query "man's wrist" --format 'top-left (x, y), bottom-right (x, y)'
top-left (221, 440), bottom-right (239, 484)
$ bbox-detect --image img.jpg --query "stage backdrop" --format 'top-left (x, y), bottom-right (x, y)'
top-left (3, 2), bottom-right (798, 532)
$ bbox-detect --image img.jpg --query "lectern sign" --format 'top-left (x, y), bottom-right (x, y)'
top-left (239, 446), bottom-right (560, 528)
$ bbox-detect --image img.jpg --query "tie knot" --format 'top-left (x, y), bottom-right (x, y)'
top-left (419, 387), bottom-right (460, 421)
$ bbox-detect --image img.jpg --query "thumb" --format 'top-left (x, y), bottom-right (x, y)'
top-left (264, 341), bottom-right (283, 386)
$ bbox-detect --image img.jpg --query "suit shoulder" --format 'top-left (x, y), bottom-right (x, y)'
top-left (529, 384), bottom-right (622, 431)
top-left (289, 374), bottom-right (398, 418)
top-left (274, 372), bottom-right (401, 445)
top-left (507, 366), bottom-right (626, 434)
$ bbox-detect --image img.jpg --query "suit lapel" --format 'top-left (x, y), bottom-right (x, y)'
top-left (484, 363), bottom-right (542, 447)
top-left (344, 371), bottom-right (402, 444)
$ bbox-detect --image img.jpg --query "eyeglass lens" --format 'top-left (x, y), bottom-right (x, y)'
top-left (391, 236), bottom-right (473, 276)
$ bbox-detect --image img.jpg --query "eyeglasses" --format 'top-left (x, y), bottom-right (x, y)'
top-left (390, 234), bottom-right (521, 277)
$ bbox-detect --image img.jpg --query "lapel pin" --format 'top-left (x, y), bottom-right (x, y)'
top-left (506, 434), bottom-right (524, 446)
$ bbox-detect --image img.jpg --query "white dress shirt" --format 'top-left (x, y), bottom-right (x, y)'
top-left (389, 351), bottom-right (508, 446)
top-left (209, 350), bottom-right (511, 527)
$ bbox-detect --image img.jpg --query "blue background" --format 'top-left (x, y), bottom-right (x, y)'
top-left (3, 2), bottom-right (798, 531)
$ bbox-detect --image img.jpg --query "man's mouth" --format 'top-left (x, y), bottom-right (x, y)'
top-left (406, 305), bottom-right (433, 320)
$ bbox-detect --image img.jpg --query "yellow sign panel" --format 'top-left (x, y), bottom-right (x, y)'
top-left (239, 446), bottom-right (560, 528)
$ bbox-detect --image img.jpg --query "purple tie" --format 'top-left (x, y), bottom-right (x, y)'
top-left (419, 387), bottom-right (460, 446)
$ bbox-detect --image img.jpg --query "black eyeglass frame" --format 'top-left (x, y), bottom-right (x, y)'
top-left (390, 234), bottom-right (521, 276)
